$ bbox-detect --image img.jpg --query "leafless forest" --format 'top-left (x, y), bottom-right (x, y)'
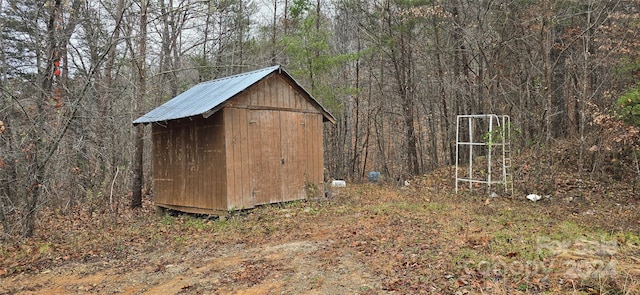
top-left (1, 0), bottom-right (640, 237)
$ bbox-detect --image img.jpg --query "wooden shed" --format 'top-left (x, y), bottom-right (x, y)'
top-left (133, 65), bottom-right (336, 214)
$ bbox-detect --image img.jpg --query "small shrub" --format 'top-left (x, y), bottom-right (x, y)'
top-left (617, 84), bottom-right (640, 127)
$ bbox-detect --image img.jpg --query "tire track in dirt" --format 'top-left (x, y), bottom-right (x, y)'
top-left (1, 239), bottom-right (381, 294)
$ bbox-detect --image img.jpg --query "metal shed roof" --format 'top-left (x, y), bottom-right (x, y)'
top-left (133, 65), bottom-right (336, 125)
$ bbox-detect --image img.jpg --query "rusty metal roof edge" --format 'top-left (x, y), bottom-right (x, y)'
top-left (133, 66), bottom-right (279, 125)
top-left (133, 65), bottom-right (336, 125)
top-left (196, 65), bottom-right (281, 88)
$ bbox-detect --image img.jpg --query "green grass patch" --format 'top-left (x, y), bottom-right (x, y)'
top-left (160, 214), bottom-right (175, 226)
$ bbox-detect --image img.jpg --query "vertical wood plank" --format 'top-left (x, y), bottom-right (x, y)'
top-left (224, 109), bottom-right (237, 209)
top-left (249, 86), bottom-right (260, 106)
top-left (257, 81), bottom-right (265, 106)
top-left (264, 79), bottom-right (271, 107)
top-left (316, 114), bottom-right (324, 186)
top-left (200, 114), bottom-right (223, 211)
top-left (233, 89), bottom-right (249, 105)
top-left (304, 114), bottom-right (313, 186)
top-left (269, 77), bottom-right (277, 108)
top-left (291, 84), bottom-right (298, 110)
top-left (307, 114), bottom-right (316, 186)
top-left (238, 108), bottom-right (252, 208)
top-left (188, 123), bottom-right (196, 207)
top-left (280, 77), bottom-right (288, 109)
top-left (226, 108), bottom-right (248, 210)
top-left (280, 78), bottom-right (289, 108)
top-left (197, 123), bottom-right (209, 209)
top-left (168, 126), bottom-right (176, 205)
top-left (308, 113), bottom-right (322, 187)
top-left (270, 111), bottom-right (282, 203)
top-left (152, 125), bottom-right (171, 206)
top-left (187, 123), bottom-right (195, 207)
top-left (212, 114), bottom-right (227, 210)
top-left (294, 93), bottom-right (303, 111)
top-left (267, 77), bottom-right (275, 108)
top-left (191, 123), bottom-right (198, 206)
top-left (176, 124), bottom-right (185, 205)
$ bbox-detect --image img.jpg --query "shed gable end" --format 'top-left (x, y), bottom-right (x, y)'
top-left (229, 74), bottom-right (321, 113)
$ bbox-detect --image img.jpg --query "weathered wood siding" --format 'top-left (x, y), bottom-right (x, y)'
top-left (229, 74), bottom-right (320, 114)
top-left (152, 73), bottom-right (326, 213)
top-left (225, 74), bottom-right (325, 206)
top-left (152, 115), bottom-right (227, 212)
top-left (223, 107), bottom-right (254, 209)
top-left (304, 112), bottom-right (324, 191)
top-left (247, 110), bottom-right (282, 205)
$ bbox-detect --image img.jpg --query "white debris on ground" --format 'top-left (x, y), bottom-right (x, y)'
top-left (526, 194), bottom-right (542, 202)
top-left (330, 180), bottom-right (346, 187)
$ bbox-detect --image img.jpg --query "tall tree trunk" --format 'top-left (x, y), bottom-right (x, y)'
top-left (24, 0), bottom-right (62, 238)
top-left (431, 4), bottom-right (454, 166)
top-left (0, 117), bottom-right (10, 232)
top-left (542, 0), bottom-right (553, 144)
top-left (391, 23), bottom-right (419, 176)
top-left (0, 0), bottom-right (10, 235)
top-left (350, 45), bottom-right (361, 179)
top-left (271, 0), bottom-right (277, 65)
top-left (159, 0), bottom-right (178, 99)
top-left (132, 0), bottom-right (148, 208)
top-left (103, 0), bottom-right (125, 211)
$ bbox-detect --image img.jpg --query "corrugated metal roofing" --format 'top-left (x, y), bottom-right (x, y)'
top-left (133, 65), bottom-right (335, 125)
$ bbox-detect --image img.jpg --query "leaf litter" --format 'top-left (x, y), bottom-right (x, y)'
top-left (0, 166), bottom-right (639, 294)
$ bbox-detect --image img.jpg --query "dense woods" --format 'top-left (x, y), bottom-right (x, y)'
top-left (1, 0), bottom-right (639, 237)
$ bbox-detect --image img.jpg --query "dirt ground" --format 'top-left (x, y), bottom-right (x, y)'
top-left (0, 204), bottom-right (380, 294)
top-left (2, 240), bottom-right (378, 294)
top-left (1, 170), bottom-right (639, 294)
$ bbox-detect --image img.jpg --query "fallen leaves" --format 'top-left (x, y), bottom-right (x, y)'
top-left (1, 180), bottom-right (639, 294)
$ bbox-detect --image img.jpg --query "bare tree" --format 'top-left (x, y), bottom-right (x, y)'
top-left (131, 0), bottom-right (148, 208)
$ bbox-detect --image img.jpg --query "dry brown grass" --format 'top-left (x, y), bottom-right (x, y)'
top-left (0, 167), bottom-right (639, 294)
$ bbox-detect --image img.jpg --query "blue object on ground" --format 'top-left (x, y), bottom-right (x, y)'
top-left (368, 171), bottom-right (381, 182)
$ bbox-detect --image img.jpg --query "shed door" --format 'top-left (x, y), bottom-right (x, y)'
top-left (279, 111), bottom-right (307, 201)
top-left (249, 110), bottom-right (308, 205)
